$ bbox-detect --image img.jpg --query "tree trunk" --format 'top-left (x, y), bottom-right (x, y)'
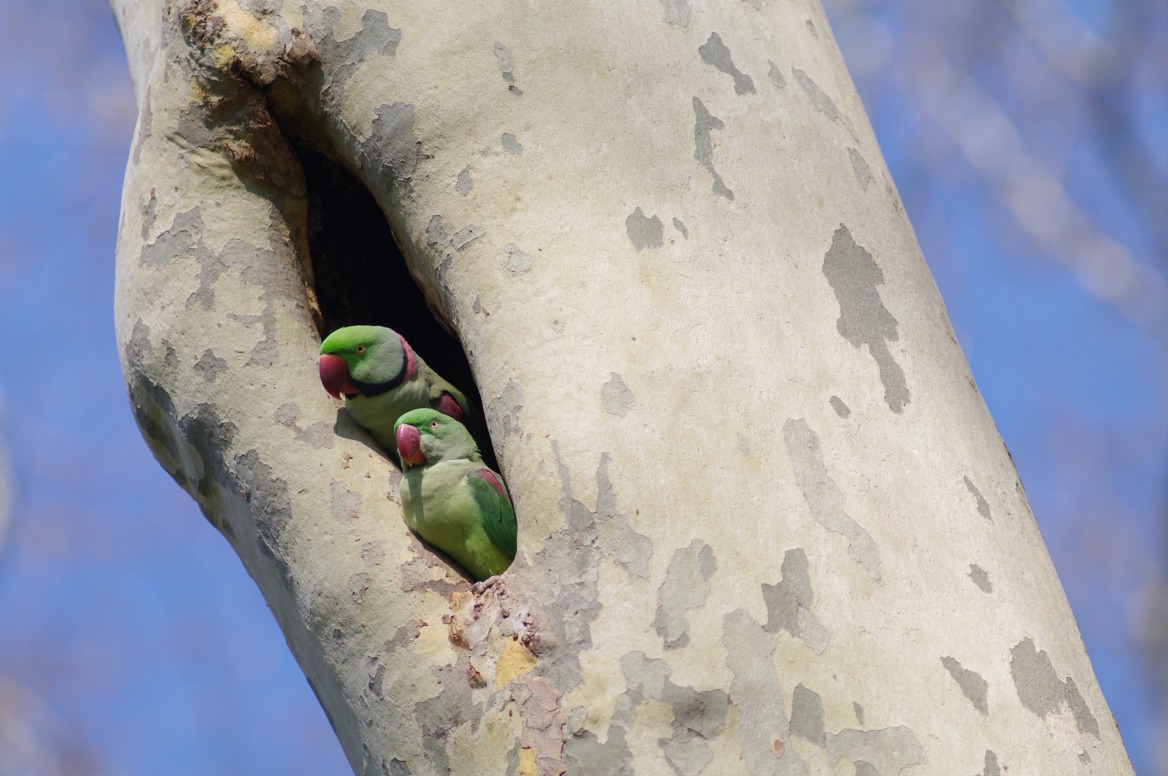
top-left (110, 1), bottom-right (1133, 774)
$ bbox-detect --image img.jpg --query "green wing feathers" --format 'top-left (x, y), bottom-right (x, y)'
top-left (470, 468), bottom-right (517, 558)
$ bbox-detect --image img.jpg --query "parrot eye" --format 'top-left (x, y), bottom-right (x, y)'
top-left (355, 344), bottom-right (366, 354)
top-left (430, 420), bottom-right (440, 429)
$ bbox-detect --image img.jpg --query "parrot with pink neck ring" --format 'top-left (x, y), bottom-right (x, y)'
top-left (395, 409), bottom-right (516, 580)
top-left (319, 325), bottom-right (483, 463)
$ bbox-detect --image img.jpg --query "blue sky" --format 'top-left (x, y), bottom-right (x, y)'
top-left (0, 0), bottom-right (1163, 773)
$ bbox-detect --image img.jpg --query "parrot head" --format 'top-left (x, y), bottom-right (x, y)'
top-left (394, 409), bottom-right (479, 468)
top-left (319, 325), bottom-right (417, 399)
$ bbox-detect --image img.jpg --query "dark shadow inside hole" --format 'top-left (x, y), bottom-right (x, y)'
top-left (298, 145), bottom-right (496, 466)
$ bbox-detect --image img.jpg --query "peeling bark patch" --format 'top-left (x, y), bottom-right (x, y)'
top-left (823, 224), bottom-right (909, 413)
top-left (361, 103), bottom-right (420, 187)
top-left (969, 564), bottom-right (992, 593)
top-left (308, 7), bottom-right (400, 92)
top-left (983, 750), bottom-right (1001, 776)
top-left (653, 539), bottom-right (717, 649)
top-left (235, 448), bottom-right (294, 585)
top-left (783, 419), bottom-right (881, 580)
top-left (767, 60), bottom-right (787, 89)
top-left (625, 207), bottom-right (664, 250)
top-left (274, 402), bottom-right (334, 449)
top-left (399, 555), bottom-right (462, 598)
top-left (848, 148), bottom-right (872, 191)
top-left (793, 68), bottom-right (839, 121)
top-left (601, 373), bottom-right (635, 417)
top-left (963, 476), bottom-right (993, 521)
top-left (426, 214), bottom-right (449, 247)
top-left (790, 684), bottom-right (826, 746)
top-left (825, 727), bottom-right (925, 775)
top-left (537, 445), bottom-right (652, 692)
top-left (451, 224), bottom-right (484, 251)
top-left (762, 548), bottom-right (828, 653)
top-left (141, 208), bottom-right (207, 269)
top-left (486, 379), bottom-right (525, 450)
top-left (493, 42), bottom-right (523, 95)
top-left (672, 217), bottom-right (688, 238)
top-left (829, 395), bottom-right (850, 418)
top-left (722, 610), bottom-right (808, 775)
top-left (350, 572), bottom-right (371, 604)
top-left (941, 656), bottom-right (989, 714)
top-left (194, 349), bottom-right (228, 382)
top-left (330, 480), bottom-right (361, 523)
top-left (563, 724), bottom-right (633, 776)
top-left (502, 133), bottom-right (524, 154)
top-left (456, 165), bottom-right (474, 194)
top-left (692, 98), bottom-right (734, 200)
top-left (699, 32), bottom-right (755, 95)
top-left (506, 244), bottom-right (533, 274)
top-left (1009, 638), bottom-right (1100, 737)
top-left (660, 0), bottom-right (691, 26)
top-left (414, 663), bottom-right (474, 774)
top-left (619, 652), bottom-right (730, 776)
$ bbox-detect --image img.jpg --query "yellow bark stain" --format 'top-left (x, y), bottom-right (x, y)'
top-left (493, 638), bottom-right (538, 691)
top-left (517, 747), bottom-right (537, 776)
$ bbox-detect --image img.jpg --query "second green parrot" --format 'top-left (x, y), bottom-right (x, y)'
top-left (394, 409), bottom-right (516, 581)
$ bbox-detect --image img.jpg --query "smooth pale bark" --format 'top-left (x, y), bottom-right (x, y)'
top-left (110, 1), bottom-right (1133, 774)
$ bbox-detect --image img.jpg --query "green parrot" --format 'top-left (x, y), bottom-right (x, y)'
top-left (319, 325), bottom-right (493, 465)
top-left (394, 409), bottom-right (516, 581)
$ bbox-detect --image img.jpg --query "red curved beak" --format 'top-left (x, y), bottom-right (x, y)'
top-left (319, 353), bottom-right (358, 399)
top-left (396, 424), bottom-right (426, 467)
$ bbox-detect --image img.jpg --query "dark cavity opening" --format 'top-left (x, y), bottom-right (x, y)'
top-left (298, 145), bottom-right (496, 466)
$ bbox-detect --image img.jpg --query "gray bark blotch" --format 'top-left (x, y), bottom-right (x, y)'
top-left (451, 224), bottom-right (484, 251)
top-left (963, 476), bottom-right (993, 521)
top-left (625, 207), bottom-right (664, 251)
top-left (692, 98), bottom-right (734, 200)
top-left (672, 217), bottom-right (688, 238)
top-left (563, 724), bottom-right (633, 776)
top-left (722, 610), bottom-right (809, 776)
top-left (619, 651), bottom-right (729, 773)
top-left (767, 60), bottom-right (787, 89)
top-left (782, 419), bottom-right (882, 580)
top-left (350, 571), bottom-right (371, 604)
top-left (983, 750), bottom-right (1001, 776)
top-left (330, 480), bottom-right (361, 524)
top-left (829, 395), bottom-right (850, 418)
top-left (698, 32), bottom-right (756, 95)
top-left (502, 133), bottom-right (524, 154)
top-left (825, 727), bottom-right (925, 775)
top-left (653, 539), bottom-right (717, 649)
top-left (822, 224), bottom-right (910, 413)
top-left (414, 663), bottom-right (473, 774)
top-left (493, 41), bottom-right (515, 84)
top-left (660, 0), bottom-right (690, 26)
top-left (602, 372), bottom-right (636, 417)
top-left (486, 378), bottom-right (525, 448)
top-left (848, 147), bottom-right (872, 191)
top-left (456, 165), bottom-right (473, 194)
top-left (239, 0), bottom-right (281, 13)
top-left (790, 684), bottom-right (826, 746)
top-left (969, 564), bottom-right (993, 593)
top-left (793, 68), bottom-right (839, 121)
top-left (940, 656), bottom-right (989, 714)
top-left (537, 445), bottom-right (651, 691)
top-left (364, 102), bottom-right (420, 185)
top-left (141, 208), bottom-right (206, 270)
top-left (853, 702), bottom-right (864, 725)
top-left (425, 214), bottom-right (449, 247)
top-left (506, 244), bottom-right (534, 274)
top-left (853, 763), bottom-right (879, 776)
top-left (761, 548), bottom-right (828, 654)
top-left (194, 349), bottom-right (228, 382)
top-left (1009, 637), bottom-right (1100, 737)
top-left (307, 7), bottom-right (400, 91)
